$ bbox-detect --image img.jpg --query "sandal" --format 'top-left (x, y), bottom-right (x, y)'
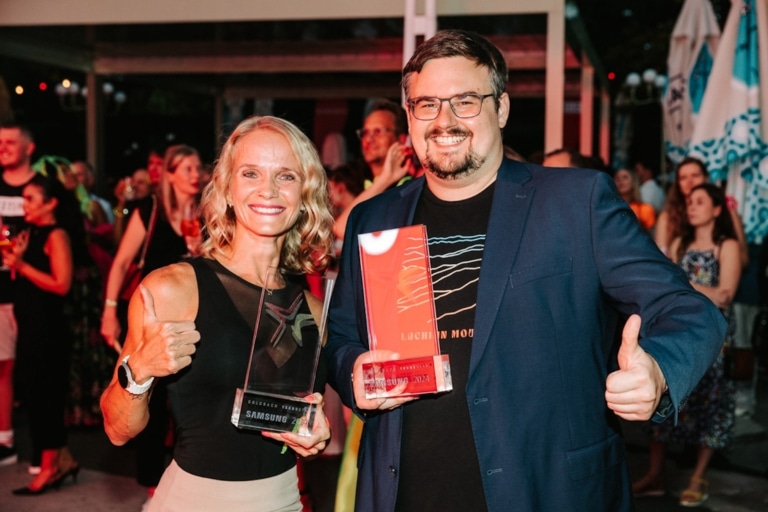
top-left (679, 476), bottom-right (708, 507)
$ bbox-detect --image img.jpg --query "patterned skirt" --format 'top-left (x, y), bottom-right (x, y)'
top-left (646, 351), bottom-right (736, 449)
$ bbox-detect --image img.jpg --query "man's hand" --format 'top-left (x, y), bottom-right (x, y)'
top-left (605, 314), bottom-right (667, 421)
top-left (379, 142), bottom-right (416, 187)
top-left (352, 351), bottom-right (417, 411)
top-left (129, 285), bottom-right (201, 382)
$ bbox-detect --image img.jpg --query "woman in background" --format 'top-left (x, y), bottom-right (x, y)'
top-left (2, 175), bottom-right (80, 495)
top-left (655, 157), bottom-right (747, 266)
top-left (614, 167), bottom-right (656, 232)
top-left (633, 183), bottom-right (740, 507)
top-left (100, 144), bottom-right (203, 509)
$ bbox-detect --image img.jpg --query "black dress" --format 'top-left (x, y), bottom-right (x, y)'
top-left (14, 224), bottom-right (72, 450)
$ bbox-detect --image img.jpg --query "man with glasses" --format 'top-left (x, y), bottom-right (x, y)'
top-left (326, 29), bottom-right (725, 511)
top-left (332, 99), bottom-right (417, 240)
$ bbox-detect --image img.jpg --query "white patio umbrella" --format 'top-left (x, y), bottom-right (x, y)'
top-left (663, 0), bottom-right (721, 164)
top-left (689, 0), bottom-right (768, 243)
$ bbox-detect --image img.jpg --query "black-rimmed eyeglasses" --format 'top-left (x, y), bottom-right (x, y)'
top-left (407, 93), bottom-right (496, 121)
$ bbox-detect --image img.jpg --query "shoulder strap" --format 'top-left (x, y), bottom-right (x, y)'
top-left (137, 196), bottom-right (159, 270)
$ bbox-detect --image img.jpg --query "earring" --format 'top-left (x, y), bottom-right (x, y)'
top-left (227, 203), bottom-right (233, 208)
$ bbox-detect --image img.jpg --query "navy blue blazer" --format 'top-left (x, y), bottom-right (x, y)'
top-left (325, 158), bottom-right (726, 511)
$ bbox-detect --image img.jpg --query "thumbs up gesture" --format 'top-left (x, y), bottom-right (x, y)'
top-left (127, 284), bottom-right (201, 383)
top-left (605, 314), bottom-right (667, 421)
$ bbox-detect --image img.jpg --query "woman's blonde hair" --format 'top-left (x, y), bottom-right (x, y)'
top-left (615, 167), bottom-right (641, 204)
top-left (158, 144), bottom-right (200, 221)
top-left (199, 116), bottom-right (333, 274)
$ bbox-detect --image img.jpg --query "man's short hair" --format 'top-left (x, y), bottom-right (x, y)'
top-left (633, 159), bottom-right (657, 178)
top-left (0, 122), bottom-right (34, 142)
top-left (543, 147), bottom-right (586, 168)
top-left (402, 29), bottom-right (508, 106)
top-left (367, 98), bottom-right (408, 137)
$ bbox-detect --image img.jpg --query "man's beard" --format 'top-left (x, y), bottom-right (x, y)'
top-left (422, 131), bottom-right (485, 181)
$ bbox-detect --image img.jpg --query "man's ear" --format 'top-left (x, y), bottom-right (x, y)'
top-left (25, 141), bottom-right (36, 158)
top-left (497, 92), bottom-right (510, 129)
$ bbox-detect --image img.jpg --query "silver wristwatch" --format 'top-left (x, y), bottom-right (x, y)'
top-left (117, 356), bottom-right (154, 395)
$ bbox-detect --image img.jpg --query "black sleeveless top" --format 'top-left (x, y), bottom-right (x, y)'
top-left (138, 198), bottom-right (188, 277)
top-left (166, 257), bottom-right (322, 481)
top-left (14, 224), bottom-right (68, 328)
top-left (14, 225), bottom-right (72, 388)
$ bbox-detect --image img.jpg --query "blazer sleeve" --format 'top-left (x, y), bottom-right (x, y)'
top-left (589, 172), bottom-right (726, 422)
top-left (324, 203), bottom-right (373, 419)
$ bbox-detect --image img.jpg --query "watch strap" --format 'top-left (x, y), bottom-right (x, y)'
top-left (120, 355), bottom-right (154, 395)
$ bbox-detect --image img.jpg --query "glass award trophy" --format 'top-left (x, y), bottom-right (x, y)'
top-left (358, 225), bottom-right (452, 399)
top-left (231, 268), bottom-right (334, 436)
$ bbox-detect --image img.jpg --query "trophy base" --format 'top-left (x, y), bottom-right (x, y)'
top-left (362, 354), bottom-right (452, 399)
top-left (231, 389), bottom-right (316, 436)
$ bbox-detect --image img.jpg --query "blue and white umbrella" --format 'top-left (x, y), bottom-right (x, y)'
top-left (689, 0), bottom-right (768, 243)
top-left (663, 0), bottom-right (720, 164)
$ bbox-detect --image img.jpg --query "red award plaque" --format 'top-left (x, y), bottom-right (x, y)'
top-left (359, 225), bottom-right (452, 398)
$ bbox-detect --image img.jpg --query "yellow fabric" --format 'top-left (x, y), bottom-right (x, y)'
top-left (334, 414), bottom-right (363, 512)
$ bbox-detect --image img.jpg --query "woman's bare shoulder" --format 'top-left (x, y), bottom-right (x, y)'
top-left (141, 262), bottom-right (198, 319)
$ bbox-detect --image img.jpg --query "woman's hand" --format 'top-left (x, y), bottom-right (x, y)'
top-left (261, 392), bottom-right (331, 457)
top-left (127, 285), bottom-right (201, 382)
top-left (1, 230), bottom-right (29, 269)
top-left (183, 233), bottom-right (203, 257)
top-left (100, 308), bottom-right (123, 353)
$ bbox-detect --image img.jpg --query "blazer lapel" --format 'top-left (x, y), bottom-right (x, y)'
top-left (469, 160), bottom-right (534, 376)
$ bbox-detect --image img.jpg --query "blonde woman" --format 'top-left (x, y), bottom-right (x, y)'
top-left (101, 116), bottom-right (333, 511)
top-left (614, 167), bottom-right (656, 232)
top-left (100, 144), bottom-right (203, 506)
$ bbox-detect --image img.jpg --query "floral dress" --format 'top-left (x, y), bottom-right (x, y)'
top-left (648, 248), bottom-right (736, 449)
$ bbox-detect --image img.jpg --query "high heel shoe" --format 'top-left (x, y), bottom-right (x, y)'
top-left (11, 465), bottom-right (80, 496)
top-left (11, 475), bottom-right (60, 496)
top-left (50, 465), bottom-right (80, 488)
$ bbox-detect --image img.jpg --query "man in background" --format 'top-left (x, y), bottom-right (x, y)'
top-left (635, 158), bottom-right (666, 214)
top-left (332, 99), bottom-right (417, 240)
top-left (0, 123), bottom-right (37, 469)
top-left (71, 160), bottom-right (115, 225)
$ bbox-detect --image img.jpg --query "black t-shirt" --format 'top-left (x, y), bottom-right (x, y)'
top-left (395, 182), bottom-right (495, 512)
top-left (0, 175), bottom-right (33, 304)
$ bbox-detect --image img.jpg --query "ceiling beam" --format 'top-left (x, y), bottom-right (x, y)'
top-left (0, 0), bottom-right (564, 26)
top-left (91, 35), bottom-right (578, 75)
top-left (221, 73), bottom-right (584, 100)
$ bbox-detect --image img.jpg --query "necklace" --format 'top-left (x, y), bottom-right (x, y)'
top-left (256, 271), bottom-right (282, 296)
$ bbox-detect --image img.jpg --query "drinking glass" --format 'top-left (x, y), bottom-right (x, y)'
top-left (180, 203), bottom-right (201, 258)
top-left (0, 223), bottom-right (18, 272)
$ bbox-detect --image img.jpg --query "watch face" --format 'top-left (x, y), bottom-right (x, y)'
top-left (118, 363), bottom-right (129, 389)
